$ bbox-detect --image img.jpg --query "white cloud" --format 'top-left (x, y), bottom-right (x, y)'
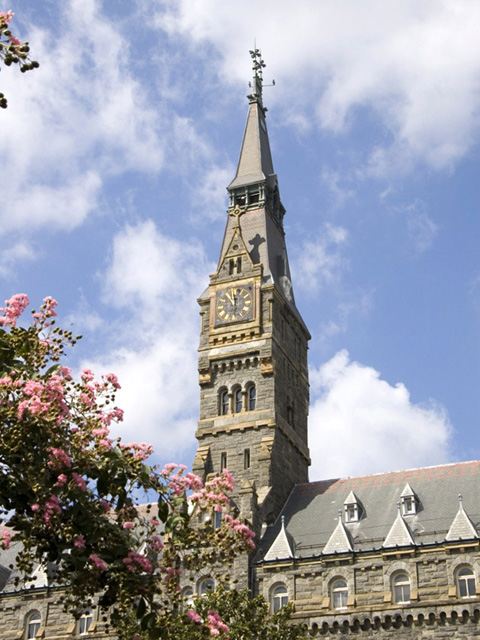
top-left (308, 350), bottom-right (452, 480)
top-left (153, 0), bottom-right (480, 173)
top-left (81, 220), bottom-right (214, 462)
top-left (293, 223), bottom-right (348, 292)
top-left (0, 240), bottom-right (36, 278)
top-left (0, 0), bottom-right (165, 236)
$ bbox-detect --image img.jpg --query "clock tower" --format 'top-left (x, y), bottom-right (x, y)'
top-left (193, 50), bottom-right (310, 532)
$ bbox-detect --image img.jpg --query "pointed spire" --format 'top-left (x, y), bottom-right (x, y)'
top-left (383, 503), bottom-right (415, 548)
top-left (446, 494), bottom-right (478, 542)
top-left (323, 510), bottom-right (353, 555)
top-left (264, 515), bottom-right (295, 561)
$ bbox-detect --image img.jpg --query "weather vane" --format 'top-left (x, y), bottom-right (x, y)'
top-left (247, 46), bottom-right (275, 108)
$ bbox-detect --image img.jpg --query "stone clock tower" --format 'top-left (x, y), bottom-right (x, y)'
top-left (193, 50), bottom-right (310, 532)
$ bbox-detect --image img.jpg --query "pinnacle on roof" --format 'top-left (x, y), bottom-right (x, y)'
top-left (323, 510), bottom-right (353, 555)
top-left (446, 494), bottom-right (478, 542)
top-left (264, 516), bottom-right (295, 561)
top-left (383, 503), bottom-right (415, 548)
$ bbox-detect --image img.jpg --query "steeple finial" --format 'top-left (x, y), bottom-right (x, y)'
top-left (248, 46), bottom-right (266, 107)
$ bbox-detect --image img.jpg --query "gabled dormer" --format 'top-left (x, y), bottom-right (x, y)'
top-left (343, 490), bottom-right (363, 523)
top-left (400, 482), bottom-right (418, 516)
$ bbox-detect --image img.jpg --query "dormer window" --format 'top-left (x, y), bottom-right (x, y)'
top-left (344, 491), bottom-right (362, 523)
top-left (400, 483), bottom-right (418, 516)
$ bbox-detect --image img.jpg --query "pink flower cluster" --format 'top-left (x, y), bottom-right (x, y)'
top-left (89, 553), bottom-right (108, 571)
top-left (206, 610), bottom-right (229, 637)
top-left (47, 447), bottom-right (71, 469)
top-left (72, 472), bottom-right (87, 492)
top-left (44, 495), bottom-right (61, 524)
top-left (122, 551), bottom-right (153, 574)
top-left (187, 609), bottom-right (201, 623)
top-left (0, 293), bottom-right (29, 327)
top-left (119, 441), bottom-right (153, 461)
top-left (32, 296), bottom-right (57, 327)
top-left (0, 10), bottom-right (13, 25)
top-left (16, 372), bottom-right (70, 423)
top-left (0, 529), bottom-right (11, 550)
top-left (222, 514), bottom-right (256, 550)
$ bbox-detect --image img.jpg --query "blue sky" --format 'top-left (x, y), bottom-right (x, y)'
top-left (1, 0), bottom-right (479, 480)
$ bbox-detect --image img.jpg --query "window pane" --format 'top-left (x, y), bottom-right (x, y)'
top-left (220, 391), bottom-right (229, 415)
top-left (235, 389), bottom-right (242, 413)
top-left (458, 568), bottom-right (476, 597)
top-left (272, 585), bottom-right (288, 612)
top-left (27, 613), bottom-right (41, 639)
top-left (200, 579), bottom-right (214, 595)
top-left (332, 580), bottom-right (348, 609)
top-left (393, 574), bottom-right (410, 603)
top-left (248, 386), bottom-right (256, 411)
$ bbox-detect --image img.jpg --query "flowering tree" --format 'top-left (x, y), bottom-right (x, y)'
top-left (0, 10), bottom-right (39, 108)
top-left (0, 294), bottom-right (271, 640)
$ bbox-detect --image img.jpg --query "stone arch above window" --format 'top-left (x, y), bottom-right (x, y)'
top-left (456, 565), bottom-right (476, 598)
top-left (199, 577), bottom-right (215, 596)
top-left (25, 611), bottom-right (41, 640)
top-left (271, 583), bottom-right (288, 612)
top-left (181, 587), bottom-right (194, 610)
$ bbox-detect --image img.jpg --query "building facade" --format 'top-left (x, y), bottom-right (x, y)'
top-left (2, 51), bottom-right (480, 639)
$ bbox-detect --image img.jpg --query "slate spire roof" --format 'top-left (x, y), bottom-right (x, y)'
top-left (323, 511), bottom-right (353, 554)
top-left (383, 503), bottom-right (415, 548)
top-left (446, 494), bottom-right (478, 541)
top-left (264, 516), bottom-right (295, 561)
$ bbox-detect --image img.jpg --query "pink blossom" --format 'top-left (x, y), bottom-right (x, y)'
top-left (103, 372), bottom-right (121, 389)
top-left (122, 551), bottom-right (152, 574)
top-left (1, 530), bottom-right (11, 550)
top-left (74, 535), bottom-right (85, 548)
top-left (0, 11), bottom-right (14, 25)
top-left (89, 554), bottom-right (108, 571)
top-left (0, 293), bottom-right (29, 327)
top-left (31, 504), bottom-right (39, 512)
top-left (98, 439), bottom-right (112, 450)
top-left (55, 474), bottom-right (67, 486)
top-left (187, 610), bottom-right (201, 624)
top-left (122, 522), bottom-right (134, 529)
top-left (0, 376), bottom-right (12, 387)
top-left (207, 611), bottom-right (229, 636)
top-left (81, 368), bottom-right (95, 382)
top-left (150, 535), bottom-right (163, 551)
top-left (8, 35), bottom-right (21, 46)
top-left (92, 427), bottom-right (109, 437)
top-left (72, 472), bottom-right (87, 492)
top-left (47, 447), bottom-right (71, 468)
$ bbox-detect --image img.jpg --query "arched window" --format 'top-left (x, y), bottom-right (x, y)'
top-left (79, 610), bottom-right (93, 635)
top-left (392, 573), bottom-right (410, 603)
top-left (457, 566), bottom-right (476, 598)
top-left (199, 578), bottom-right (215, 596)
top-left (26, 611), bottom-right (41, 639)
top-left (219, 389), bottom-right (229, 415)
top-left (272, 584), bottom-right (288, 612)
top-left (234, 388), bottom-right (242, 413)
top-left (247, 385), bottom-right (256, 411)
top-left (182, 587), bottom-right (194, 609)
top-left (331, 579), bottom-right (348, 609)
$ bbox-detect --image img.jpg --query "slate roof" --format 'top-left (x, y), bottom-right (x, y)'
top-left (258, 460), bottom-right (480, 561)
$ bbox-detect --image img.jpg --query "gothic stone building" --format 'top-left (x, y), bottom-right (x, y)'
top-left (2, 55), bottom-right (480, 639)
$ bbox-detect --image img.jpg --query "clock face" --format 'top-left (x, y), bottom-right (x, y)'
top-left (215, 285), bottom-right (253, 324)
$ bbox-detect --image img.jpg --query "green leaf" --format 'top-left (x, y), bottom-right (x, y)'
top-left (136, 597), bottom-right (146, 619)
